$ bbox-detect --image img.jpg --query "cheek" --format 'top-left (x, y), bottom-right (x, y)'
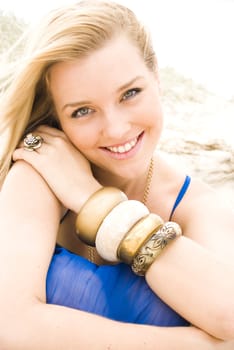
top-left (61, 122), bottom-right (97, 153)
top-left (143, 100), bottom-right (164, 130)
top-left (59, 123), bottom-right (83, 148)
top-left (141, 88), bottom-right (163, 122)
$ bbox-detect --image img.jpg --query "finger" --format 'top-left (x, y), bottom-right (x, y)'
top-left (12, 146), bottom-right (41, 164)
top-left (17, 132), bottom-right (46, 150)
top-left (36, 125), bottom-right (67, 139)
top-left (12, 140), bottom-right (58, 175)
top-left (25, 127), bottom-right (68, 149)
top-left (29, 131), bottom-right (69, 153)
top-left (20, 129), bottom-right (67, 152)
top-left (15, 131), bottom-right (52, 158)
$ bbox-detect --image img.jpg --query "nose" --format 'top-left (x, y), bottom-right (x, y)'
top-left (102, 107), bottom-right (131, 139)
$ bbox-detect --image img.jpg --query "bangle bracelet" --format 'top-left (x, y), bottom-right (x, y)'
top-left (117, 213), bottom-right (164, 264)
top-left (75, 185), bottom-right (182, 275)
top-left (95, 200), bottom-right (149, 262)
top-left (131, 221), bottom-right (182, 276)
top-left (76, 187), bottom-right (127, 246)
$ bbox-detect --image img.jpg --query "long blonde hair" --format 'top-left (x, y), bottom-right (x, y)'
top-left (0, 0), bottom-right (157, 185)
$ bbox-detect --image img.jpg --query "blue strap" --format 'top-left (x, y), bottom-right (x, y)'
top-left (169, 175), bottom-right (191, 221)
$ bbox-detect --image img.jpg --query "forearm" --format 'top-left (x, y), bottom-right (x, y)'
top-left (145, 236), bottom-right (234, 340)
top-left (1, 302), bottom-right (219, 350)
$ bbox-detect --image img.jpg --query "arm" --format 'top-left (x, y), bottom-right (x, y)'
top-left (11, 126), bottom-right (234, 343)
top-left (0, 161), bottom-right (220, 350)
top-left (146, 184), bottom-right (234, 340)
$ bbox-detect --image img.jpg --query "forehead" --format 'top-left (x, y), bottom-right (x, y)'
top-left (49, 36), bottom-right (150, 92)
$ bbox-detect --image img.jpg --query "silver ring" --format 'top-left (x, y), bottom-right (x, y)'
top-left (23, 133), bottom-right (43, 151)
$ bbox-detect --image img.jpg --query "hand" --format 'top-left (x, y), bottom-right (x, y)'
top-left (13, 125), bottom-right (102, 212)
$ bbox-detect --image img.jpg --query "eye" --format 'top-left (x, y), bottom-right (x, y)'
top-left (121, 88), bottom-right (141, 101)
top-left (71, 107), bottom-right (93, 118)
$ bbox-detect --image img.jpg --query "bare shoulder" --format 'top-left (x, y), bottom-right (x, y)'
top-left (150, 153), bottom-right (193, 220)
top-left (153, 153), bottom-right (234, 240)
top-left (2, 160), bottom-right (49, 191)
top-left (153, 154), bottom-right (234, 263)
top-left (0, 160), bottom-right (62, 223)
top-left (175, 177), bottom-right (234, 226)
top-left (171, 175), bottom-right (234, 260)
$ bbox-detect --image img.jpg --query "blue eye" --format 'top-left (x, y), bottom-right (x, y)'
top-left (71, 107), bottom-right (92, 118)
top-left (122, 88), bottom-right (141, 101)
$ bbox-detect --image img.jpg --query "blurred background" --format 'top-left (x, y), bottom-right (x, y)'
top-left (0, 0), bottom-right (233, 203)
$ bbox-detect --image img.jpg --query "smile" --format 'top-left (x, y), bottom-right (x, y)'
top-left (105, 137), bottom-right (138, 154)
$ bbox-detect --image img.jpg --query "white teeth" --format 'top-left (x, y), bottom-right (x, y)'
top-left (107, 137), bottom-right (137, 153)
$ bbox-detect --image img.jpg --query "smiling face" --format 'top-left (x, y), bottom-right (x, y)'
top-left (48, 35), bottom-right (163, 180)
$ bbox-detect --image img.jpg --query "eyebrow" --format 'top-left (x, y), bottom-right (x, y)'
top-left (62, 75), bottom-right (144, 111)
top-left (116, 75), bottom-right (144, 93)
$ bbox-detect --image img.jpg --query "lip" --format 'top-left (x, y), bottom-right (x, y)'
top-left (104, 134), bottom-right (138, 149)
top-left (100, 131), bottom-right (144, 160)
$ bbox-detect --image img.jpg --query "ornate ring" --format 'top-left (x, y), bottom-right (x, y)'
top-left (23, 133), bottom-right (43, 152)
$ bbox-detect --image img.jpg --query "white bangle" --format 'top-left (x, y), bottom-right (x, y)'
top-left (95, 200), bottom-right (149, 262)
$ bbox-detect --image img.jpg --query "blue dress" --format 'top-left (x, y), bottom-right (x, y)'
top-left (46, 176), bottom-right (191, 327)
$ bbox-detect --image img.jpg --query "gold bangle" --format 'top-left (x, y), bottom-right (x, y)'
top-left (117, 213), bottom-right (164, 264)
top-left (76, 187), bottom-right (127, 246)
top-left (131, 221), bottom-right (182, 276)
top-left (95, 200), bottom-right (149, 262)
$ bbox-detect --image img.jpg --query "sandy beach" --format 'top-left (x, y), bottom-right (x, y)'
top-left (159, 68), bottom-right (234, 207)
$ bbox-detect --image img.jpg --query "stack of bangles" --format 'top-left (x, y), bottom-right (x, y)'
top-left (76, 187), bottom-right (182, 276)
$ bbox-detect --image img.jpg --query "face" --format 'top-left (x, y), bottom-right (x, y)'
top-left (49, 36), bottom-right (163, 180)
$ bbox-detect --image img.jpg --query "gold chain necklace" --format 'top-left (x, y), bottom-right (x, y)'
top-left (88, 245), bottom-right (96, 264)
top-left (142, 157), bottom-right (154, 206)
top-left (88, 157), bottom-right (154, 263)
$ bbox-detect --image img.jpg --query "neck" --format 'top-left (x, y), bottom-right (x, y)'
top-left (91, 158), bottom-right (153, 203)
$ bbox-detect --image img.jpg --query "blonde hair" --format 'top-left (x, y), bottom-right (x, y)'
top-left (0, 0), bottom-right (157, 185)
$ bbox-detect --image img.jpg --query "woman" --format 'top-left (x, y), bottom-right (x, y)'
top-left (0, 1), bottom-right (234, 348)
